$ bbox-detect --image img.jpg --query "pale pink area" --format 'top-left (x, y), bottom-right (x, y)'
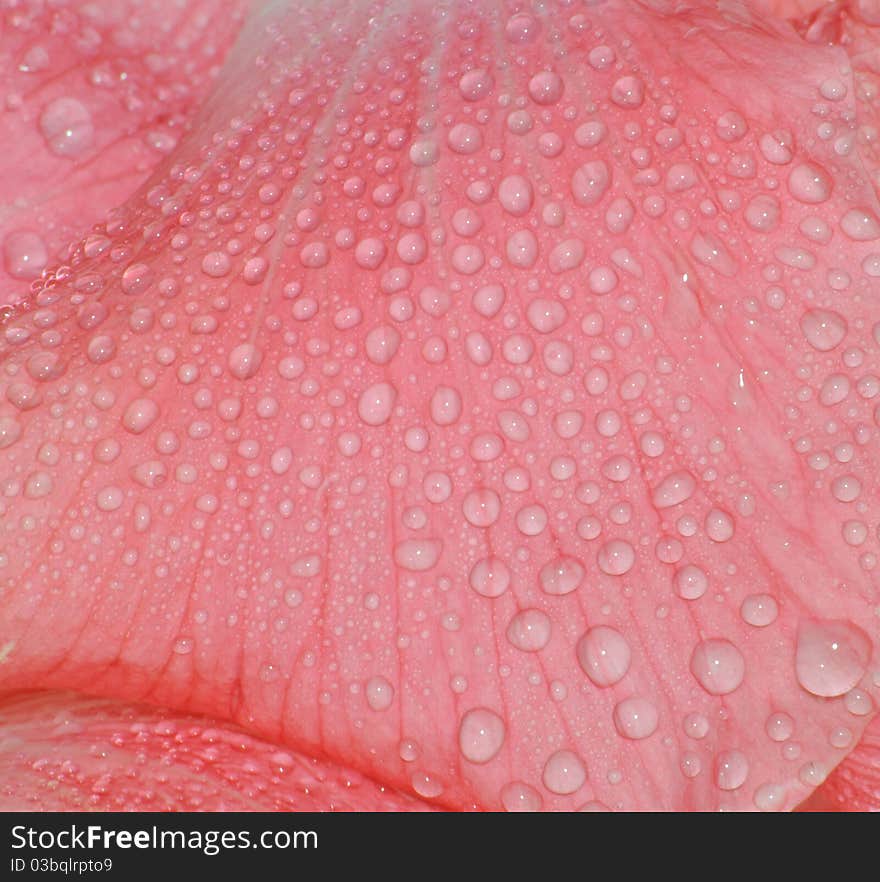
top-left (0, 0), bottom-right (879, 812)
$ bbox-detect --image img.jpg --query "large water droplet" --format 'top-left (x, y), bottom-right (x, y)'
top-left (800, 308), bottom-right (847, 351)
top-left (458, 708), bottom-right (506, 764)
top-left (0, 417), bottom-right (23, 449)
top-left (674, 564), bottom-right (708, 600)
top-left (571, 160), bottom-right (611, 206)
top-left (228, 343), bottom-right (263, 380)
top-left (715, 750), bottom-right (749, 791)
top-left (539, 556), bottom-right (585, 596)
top-left (500, 780), bottom-right (542, 812)
top-left (610, 75), bottom-right (645, 108)
top-left (506, 609), bottom-right (552, 652)
top-left (39, 97), bottom-right (94, 158)
top-left (613, 697), bottom-right (659, 739)
top-left (542, 749), bottom-right (587, 795)
top-left (365, 676), bottom-right (394, 711)
top-left (468, 556), bottom-right (510, 599)
top-left (795, 620), bottom-right (872, 697)
top-left (394, 539), bottom-right (442, 572)
top-left (576, 626), bottom-right (631, 686)
top-left (357, 382), bottom-right (396, 425)
top-left (3, 230), bottom-right (48, 280)
top-left (651, 470), bottom-right (695, 508)
top-left (121, 398), bottom-right (159, 435)
top-left (840, 207), bottom-right (880, 241)
top-left (788, 163), bottom-right (832, 204)
top-left (690, 639), bottom-right (746, 695)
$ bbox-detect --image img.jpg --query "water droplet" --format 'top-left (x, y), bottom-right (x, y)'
top-left (539, 556), bottom-right (585, 596)
top-left (576, 626), bottom-right (631, 686)
top-left (690, 639), bottom-right (746, 695)
top-left (740, 593), bottom-right (778, 627)
top-left (830, 474), bottom-right (861, 503)
top-left (549, 238), bottom-right (586, 273)
top-left (472, 283), bottom-right (505, 318)
top-left (795, 619), bottom-right (872, 697)
top-left (228, 343), bottom-right (263, 380)
top-left (506, 12), bottom-right (540, 43)
top-left (715, 750), bottom-right (749, 790)
top-left (674, 564), bottom-right (708, 600)
top-left (469, 556), bottom-right (510, 599)
top-left (121, 262), bottom-right (153, 295)
top-left (651, 470), bottom-right (695, 508)
top-left (24, 471), bottom-right (53, 499)
top-left (665, 162), bottom-right (698, 192)
top-left (39, 97), bottom-right (94, 158)
top-left (506, 609), bottom-right (552, 652)
top-left (500, 780), bottom-right (542, 811)
top-left (19, 44), bottom-right (49, 73)
top-left (758, 127), bottom-right (794, 163)
top-left (461, 486), bottom-right (501, 527)
top-left (840, 208), bottom-right (880, 241)
top-left (571, 160), bottom-right (611, 206)
top-left (753, 783), bottom-right (784, 811)
top-left (505, 229), bottom-right (539, 268)
top-left (744, 195), bottom-right (780, 232)
top-left (365, 675), bottom-right (394, 711)
top-left (528, 71), bottom-right (564, 105)
top-left (459, 69), bottom-right (493, 101)
top-left (393, 539), bottom-right (442, 572)
top-left (458, 708), bottom-right (506, 763)
top-left (3, 230), bottom-right (48, 280)
top-left (357, 382), bottom-right (396, 425)
top-left (800, 308), bottom-right (847, 351)
top-left (613, 697), bottom-right (659, 739)
top-left (683, 713), bottom-right (710, 739)
top-left (542, 749), bottom-right (587, 795)
top-left (716, 110), bottom-right (748, 142)
top-left (765, 712), bottom-right (794, 742)
top-left (447, 123), bottom-right (482, 154)
top-left (96, 486), bottom-right (124, 512)
top-left (844, 688), bottom-right (874, 716)
top-left (788, 163), bottom-right (833, 203)
top-left (677, 751), bottom-right (700, 779)
top-left (121, 398), bottom-right (159, 435)
top-left (704, 508), bottom-right (735, 542)
top-left (610, 75), bottom-right (645, 108)
top-left (411, 772), bottom-right (443, 799)
top-left (597, 539), bottom-right (635, 576)
top-left (364, 326), bottom-right (400, 365)
top-left (201, 251), bottom-right (232, 278)
top-left (429, 385), bottom-right (462, 425)
top-left (0, 417), bottom-right (23, 449)
top-left (578, 800), bottom-right (611, 812)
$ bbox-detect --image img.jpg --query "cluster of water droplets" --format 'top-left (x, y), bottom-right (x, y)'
top-left (1, 0), bottom-right (878, 811)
